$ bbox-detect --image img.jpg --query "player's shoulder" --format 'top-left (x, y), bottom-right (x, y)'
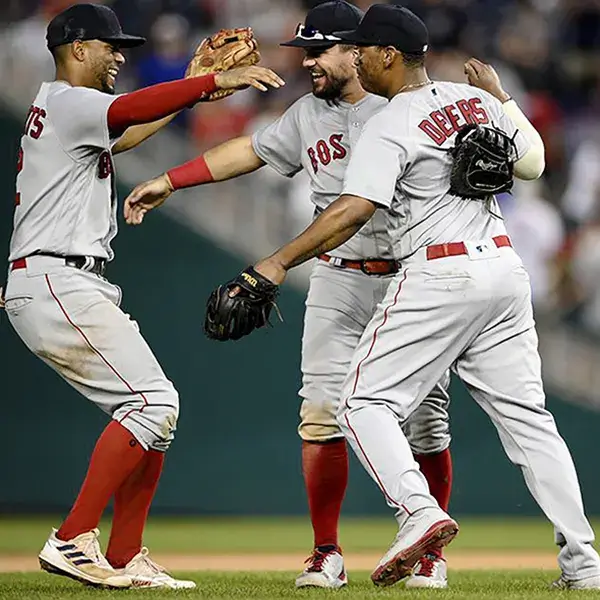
top-left (360, 100), bottom-right (400, 136)
top-left (272, 92), bottom-right (319, 125)
top-left (46, 81), bottom-right (112, 110)
top-left (362, 92), bottom-right (388, 112)
top-left (286, 92), bottom-right (318, 114)
top-left (47, 81), bottom-right (101, 98)
top-left (442, 81), bottom-right (501, 107)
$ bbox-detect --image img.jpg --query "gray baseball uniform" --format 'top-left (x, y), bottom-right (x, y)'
top-left (253, 92), bottom-right (450, 454)
top-left (4, 81), bottom-right (178, 452)
top-left (337, 81), bottom-right (600, 579)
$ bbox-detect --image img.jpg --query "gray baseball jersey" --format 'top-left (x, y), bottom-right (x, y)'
top-left (343, 82), bottom-right (530, 259)
top-left (9, 81), bottom-right (121, 262)
top-left (252, 91), bottom-right (450, 456)
top-left (4, 81), bottom-right (179, 453)
top-left (252, 93), bottom-right (395, 260)
top-left (336, 81), bottom-right (600, 580)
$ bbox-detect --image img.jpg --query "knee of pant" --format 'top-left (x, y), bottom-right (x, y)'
top-left (335, 399), bottom-right (351, 431)
top-left (403, 415), bottom-right (451, 456)
top-left (298, 397), bottom-right (343, 442)
top-left (118, 385), bottom-right (180, 452)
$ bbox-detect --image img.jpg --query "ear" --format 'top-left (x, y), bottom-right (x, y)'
top-left (71, 40), bottom-right (86, 62)
top-left (383, 46), bottom-right (397, 68)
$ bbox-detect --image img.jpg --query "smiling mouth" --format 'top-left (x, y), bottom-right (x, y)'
top-left (107, 68), bottom-right (119, 83)
top-left (310, 71), bottom-right (327, 84)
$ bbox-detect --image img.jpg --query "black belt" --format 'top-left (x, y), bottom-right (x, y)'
top-left (11, 252), bottom-right (107, 276)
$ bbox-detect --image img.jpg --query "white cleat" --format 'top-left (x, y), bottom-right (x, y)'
top-left (295, 546), bottom-right (348, 589)
top-left (39, 528), bottom-right (131, 589)
top-left (371, 508), bottom-right (458, 587)
top-left (552, 574), bottom-right (600, 590)
top-left (405, 552), bottom-right (448, 589)
top-left (121, 547), bottom-right (196, 589)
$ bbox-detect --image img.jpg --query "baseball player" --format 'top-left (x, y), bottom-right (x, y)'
top-left (2, 3), bottom-right (282, 590)
top-left (206, 4), bottom-right (600, 590)
top-left (124, 1), bottom-right (452, 589)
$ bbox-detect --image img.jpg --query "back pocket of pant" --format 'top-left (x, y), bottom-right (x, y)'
top-left (4, 295), bottom-right (34, 314)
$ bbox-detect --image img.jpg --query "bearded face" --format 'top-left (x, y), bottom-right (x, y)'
top-left (303, 45), bottom-right (358, 101)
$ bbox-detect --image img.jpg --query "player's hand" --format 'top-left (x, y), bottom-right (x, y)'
top-left (464, 58), bottom-right (511, 103)
top-left (253, 257), bottom-right (287, 286)
top-left (214, 65), bottom-right (285, 93)
top-left (227, 258), bottom-right (286, 299)
top-left (124, 173), bottom-right (174, 225)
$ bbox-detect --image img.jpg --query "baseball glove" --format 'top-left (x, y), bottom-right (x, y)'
top-left (204, 266), bottom-right (281, 341)
top-left (449, 124), bottom-right (518, 199)
top-left (186, 27), bottom-right (260, 102)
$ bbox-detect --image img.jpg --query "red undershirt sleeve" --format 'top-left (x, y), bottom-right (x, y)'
top-left (107, 74), bottom-right (217, 134)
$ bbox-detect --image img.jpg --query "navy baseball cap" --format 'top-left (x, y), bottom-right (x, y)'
top-left (334, 4), bottom-right (428, 53)
top-left (46, 3), bottom-right (146, 50)
top-left (281, 0), bottom-right (364, 48)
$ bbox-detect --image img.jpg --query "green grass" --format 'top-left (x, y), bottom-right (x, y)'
top-left (0, 516), bottom-right (578, 554)
top-left (0, 571), bottom-right (596, 600)
top-left (2, 517), bottom-right (598, 598)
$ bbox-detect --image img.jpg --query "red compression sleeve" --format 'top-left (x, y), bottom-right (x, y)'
top-left (107, 74), bottom-right (217, 134)
top-left (167, 155), bottom-right (214, 190)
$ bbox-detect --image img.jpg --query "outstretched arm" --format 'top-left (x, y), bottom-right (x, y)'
top-left (124, 135), bottom-right (266, 224)
top-left (253, 194), bottom-right (377, 285)
top-left (112, 27), bottom-right (265, 154)
top-left (107, 66), bottom-right (284, 137)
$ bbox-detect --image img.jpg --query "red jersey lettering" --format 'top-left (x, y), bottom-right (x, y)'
top-left (430, 110), bottom-right (454, 137)
top-left (24, 105), bottom-right (47, 139)
top-left (418, 119), bottom-right (446, 146)
top-left (98, 151), bottom-right (113, 180)
top-left (329, 134), bottom-right (347, 160)
top-left (456, 99), bottom-right (476, 125)
top-left (443, 104), bottom-right (461, 132)
top-left (307, 134), bottom-right (347, 173)
top-left (420, 98), bottom-right (490, 145)
top-left (469, 97), bottom-right (489, 124)
top-left (316, 139), bottom-right (331, 166)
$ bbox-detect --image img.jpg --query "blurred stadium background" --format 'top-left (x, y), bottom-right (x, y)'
top-left (2, 0), bottom-right (600, 569)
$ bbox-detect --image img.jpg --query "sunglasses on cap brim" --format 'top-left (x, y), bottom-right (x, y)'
top-left (280, 23), bottom-right (346, 47)
top-left (295, 23), bottom-right (342, 41)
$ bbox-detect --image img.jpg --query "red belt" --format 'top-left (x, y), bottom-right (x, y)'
top-left (426, 235), bottom-right (512, 261)
top-left (11, 257), bottom-right (27, 271)
top-left (318, 254), bottom-right (400, 275)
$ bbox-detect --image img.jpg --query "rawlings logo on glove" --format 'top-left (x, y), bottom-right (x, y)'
top-left (186, 27), bottom-right (261, 102)
top-left (204, 266), bottom-right (282, 342)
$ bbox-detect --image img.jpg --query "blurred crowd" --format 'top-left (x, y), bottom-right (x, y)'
top-left (3, 0), bottom-right (600, 335)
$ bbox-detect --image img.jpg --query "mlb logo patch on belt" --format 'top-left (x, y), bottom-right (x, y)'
top-left (464, 240), bottom-right (500, 260)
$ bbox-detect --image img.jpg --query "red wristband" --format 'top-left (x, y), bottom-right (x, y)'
top-left (167, 155), bottom-right (214, 190)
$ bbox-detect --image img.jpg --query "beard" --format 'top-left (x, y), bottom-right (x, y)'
top-left (99, 73), bottom-right (116, 95)
top-left (312, 72), bottom-right (350, 102)
top-left (92, 59), bottom-right (116, 94)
